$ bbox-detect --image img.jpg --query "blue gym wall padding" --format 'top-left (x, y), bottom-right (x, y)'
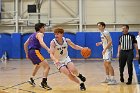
top-left (0, 32), bottom-right (138, 59)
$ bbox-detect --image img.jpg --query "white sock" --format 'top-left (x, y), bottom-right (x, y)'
top-left (110, 76), bottom-right (114, 80)
top-left (106, 75), bottom-right (110, 79)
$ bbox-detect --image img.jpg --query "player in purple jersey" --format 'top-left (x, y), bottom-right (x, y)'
top-left (24, 23), bottom-right (52, 90)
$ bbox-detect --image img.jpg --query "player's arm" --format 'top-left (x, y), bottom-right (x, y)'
top-left (117, 36), bottom-right (122, 57)
top-left (66, 38), bottom-right (83, 50)
top-left (36, 33), bottom-right (50, 53)
top-left (117, 45), bottom-right (121, 57)
top-left (96, 42), bottom-right (102, 46)
top-left (134, 43), bottom-right (139, 59)
top-left (133, 36), bottom-right (139, 59)
top-left (24, 38), bottom-right (29, 58)
top-left (102, 35), bottom-right (112, 55)
top-left (50, 41), bottom-right (59, 63)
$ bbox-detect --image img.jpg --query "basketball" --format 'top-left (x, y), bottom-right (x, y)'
top-left (81, 48), bottom-right (91, 58)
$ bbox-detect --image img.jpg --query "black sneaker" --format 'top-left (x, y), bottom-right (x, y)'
top-left (28, 78), bottom-right (36, 86)
top-left (40, 82), bottom-right (52, 90)
top-left (126, 79), bottom-right (132, 85)
top-left (80, 83), bottom-right (86, 91)
top-left (120, 77), bottom-right (124, 82)
top-left (126, 77), bottom-right (132, 85)
top-left (126, 81), bottom-right (132, 85)
top-left (78, 74), bottom-right (86, 82)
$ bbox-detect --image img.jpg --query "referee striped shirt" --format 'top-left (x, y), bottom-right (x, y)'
top-left (119, 33), bottom-right (137, 50)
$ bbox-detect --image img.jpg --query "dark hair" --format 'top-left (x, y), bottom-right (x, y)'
top-left (122, 24), bottom-right (129, 30)
top-left (97, 22), bottom-right (106, 28)
top-left (35, 23), bottom-right (46, 32)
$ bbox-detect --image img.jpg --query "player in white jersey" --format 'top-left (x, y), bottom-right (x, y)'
top-left (50, 27), bottom-right (86, 91)
top-left (136, 31), bottom-right (140, 67)
top-left (96, 22), bottom-right (117, 85)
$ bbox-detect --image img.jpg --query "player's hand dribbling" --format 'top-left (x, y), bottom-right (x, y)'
top-left (55, 62), bottom-right (61, 68)
top-left (96, 42), bottom-right (102, 46)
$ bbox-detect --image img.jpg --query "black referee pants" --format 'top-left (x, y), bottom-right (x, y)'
top-left (119, 50), bottom-right (134, 81)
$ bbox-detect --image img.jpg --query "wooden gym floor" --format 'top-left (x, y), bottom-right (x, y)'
top-left (0, 59), bottom-right (140, 93)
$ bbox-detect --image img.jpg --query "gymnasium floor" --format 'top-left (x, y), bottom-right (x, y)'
top-left (0, 59), bottom-right (140, 93)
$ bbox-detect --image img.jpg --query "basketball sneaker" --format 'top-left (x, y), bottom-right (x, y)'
top-left (108, 79), bottom-right (117, 85)
top-left (80, 83), bottom-right (86, 91)
top-left (78, 74), bottom-right (86, 82)
top-left (101, 78), bottom-right (111, 83)
top-left (40, 82), bottom-right (52, 90)
top-left (28, 78), bottom-right (36, 86)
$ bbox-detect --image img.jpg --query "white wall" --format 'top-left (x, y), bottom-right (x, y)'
top-left (0, 0), bottom-right (140, 33)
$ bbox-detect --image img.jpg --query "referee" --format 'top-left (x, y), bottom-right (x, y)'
top-left (117, 25), bottom-right (139, 85)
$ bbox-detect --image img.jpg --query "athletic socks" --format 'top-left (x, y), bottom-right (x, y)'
top-left (77, 73), bottom-right (86, 82)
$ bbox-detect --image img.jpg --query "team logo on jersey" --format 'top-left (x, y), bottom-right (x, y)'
top-left (57, 46), bottom-right (66, 50)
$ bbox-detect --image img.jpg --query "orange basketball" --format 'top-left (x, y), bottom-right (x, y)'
top-left (81, 48), bottom-right (91, 58)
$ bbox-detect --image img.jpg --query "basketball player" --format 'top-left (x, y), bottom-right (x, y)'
top-left (96, 22), bottom-right (117, 85)
top-left (24, 23), bottom-right (52, 90)
top-left (136, 31), bottom-right (140, 67)
top-left (49, 27), bottom-right (86, 91)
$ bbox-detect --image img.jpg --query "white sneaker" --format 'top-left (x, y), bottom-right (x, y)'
top-left (108, 80), bottom-right (117, 85)
top-left (101, 78), bottom-right (111, 83)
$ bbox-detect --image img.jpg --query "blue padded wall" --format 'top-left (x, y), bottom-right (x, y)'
top-left (85, 32), bottom-right (102, 58)
top-left (0, 32), bottom-right (138, 59)
top-left (64, 32), bottom-right (76, 58)
top-left (21, 33), bottom-right (31, 58)
top-left (11, 33), bottom-right (21, 58)
top-left (41, 33), bottom-right (54, 58)
top-left (0, 33), bottom-right (12, 58)
top-left (76, 32), bottom-right (85, 58)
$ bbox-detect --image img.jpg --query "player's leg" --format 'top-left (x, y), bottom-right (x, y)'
top-left (107, 62), bottom-right (114, 77)
top-left (106, 61), bottom-right (117, 85)
top-left (39, 60), bottom-right (51, 90)
top-left (32, 65), bottom-right (41, 76)
top-left (28, 65), bottom-right (40, 86)
top-left (60, 66), bottom-right (86, 91)
top-left (60, 66), bottom-right (80, 83)
top-left (105, 50), bottom-right (117, 85)
top-left (66, 62), bottom-right (86, 91)
top-left (102, 51), bottom-right (110, 83)
top-left (29, 50), bottom-right (51, 89)
top-left (28, 50), bottom-right (42, 86)
top-left (102, 61), bottom-right (110, 83)
top-left (67, 62), bottom-right (86, 82)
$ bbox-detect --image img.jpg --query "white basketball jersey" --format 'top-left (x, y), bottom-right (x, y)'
top-left (136, 35), bottom-right (140, 49)
top-left (53, 37), bottom-right (68, 62)
top-left (100, 30), bottom-right (112, 49)
top-left (100, 30), bottom-right (113, 61)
